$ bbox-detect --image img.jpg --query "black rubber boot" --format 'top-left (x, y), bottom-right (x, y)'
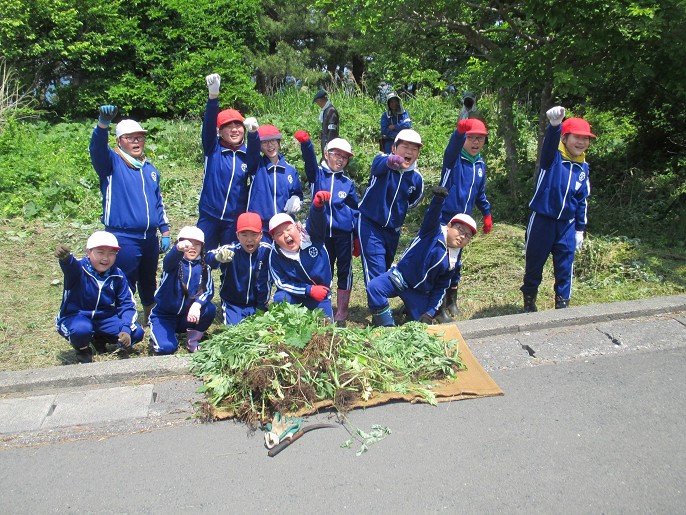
top-left (445, 287), bottom-right (460, 317)
top-left (92, 335), bottom-right (109, 354)
top-left (555, 296), bottom-right (570, 309)
top-left (434, 301), bottom-right (454, 324)
top-left (75, 347), bottom-right (93, 364)
top-left (523, 292), bottom-right (538, 313)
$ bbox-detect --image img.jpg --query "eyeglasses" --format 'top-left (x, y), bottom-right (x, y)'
top-left (466, 135), bottom-right (485, 143)
top-left (122, 135), bottom-right (145, 143)
top-left (261, 140), bottom-right (280, 147)
top-left (455, 226), bottom-right (473, 240)
top-left (328, 151), bottom-right (349, 161)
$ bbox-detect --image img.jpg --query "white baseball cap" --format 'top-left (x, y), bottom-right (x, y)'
top-left (448, 213), bottom-right (478, 235)
top-left (116, 119), bottom-right (147, 138)
top-left (326, 138), bottom-right (353, 156)
top-left (268, 213), bottom-right (295, 235)
top-left (177, 226), bottom-right (205, 244)
top-left (86, 231), bottom-right (120, 250)
top-left (394, 129), bottom-right (422, 147)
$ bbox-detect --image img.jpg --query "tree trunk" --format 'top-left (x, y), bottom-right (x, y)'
top-left (497, 88), bottom-right (520, 202)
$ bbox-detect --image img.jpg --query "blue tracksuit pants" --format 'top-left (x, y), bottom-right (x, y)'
top-left (108, 230), bottom-right (160, 307)
top-left (358, 217), bottom-right (400, 286)
top-left (196, 213), bottom-right (237, 252)
top-left (57, 314), bottom-right (145, 350)
top-left (326, 232), bottom-right (354, 290)
top-left (149, 303), bottom-right (217, 354)
top-left (367, 271), bottom-right (442, 322)
top-left (522, 212), bottom-right (576, 299)
top-left (222, 302), bottom-right (261, 325)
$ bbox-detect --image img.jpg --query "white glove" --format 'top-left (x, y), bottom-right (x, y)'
top-left (284, 195), bottom-right (302, 214)
top-left (187, 302), bottom-right (201, 324)
top-left (575, 231), bottom-right (584, 251)
top-left (176, 239), bottom-right (193, 253)
top-left (214, 245), bottom-right (235, 263)
top-left (546, 106), bottom-right (566, 126)
top-left (206, 73), bottom-right (220, 96)
top-left (244, 116), bottom-right (259, 132)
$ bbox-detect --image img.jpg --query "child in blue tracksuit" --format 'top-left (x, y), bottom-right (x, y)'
top-left (521, 106), bottom-right (595, 312)
top-left (149, 226), bottom-right (215, 354)
top-left (268, 192), bottom-right (334, 319)
top-left (294, 130), bottom-right (360, 325)
top-left (358, 129), bottom-right (424, 294)
top-left (380, 92), bottom-right (412, 153)
top-left (438, 117), bottom-right (493, 320)
top-left (206, 212), bottom-right (272, 325)
top-left (367, 187), bottom-right (477, 326)
top-left (90, 106), bottom-right (171, 325)
top-left (55, 231), bottom-right (144, 364)
top-left (245, 122), bottom-right (304, 237)
top-left (197, 73), bottom-right (251, 250)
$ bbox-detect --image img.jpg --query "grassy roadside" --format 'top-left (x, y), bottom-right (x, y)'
top-left (0, 216), bottom-right (683, 372)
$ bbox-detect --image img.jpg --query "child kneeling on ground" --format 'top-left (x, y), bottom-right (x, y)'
top-left (206, 212), bottom-right (271, 325)
top-left (268, 191), bottom-right (334, 319)
top-left (367, 186), bottom-right (477, 327)
top-left (149, 226), bottom-right (215, 354)
top-left (55, 231), bottom-right (144, 364)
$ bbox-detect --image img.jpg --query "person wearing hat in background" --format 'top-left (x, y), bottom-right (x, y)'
top-left (435, 117), bottom-right (494, 321)
top-left (148, 226), bottom-right (215, 354)
top-left (380, 92), bottom-right (412, 154)
top-left (268, 191), bottom-right (335, 319)
top-left (90, 105), bottom-right (171, 327)
top-left (313, 89), bottom-right (340, 156)
top-left (206, 212), bottom-right (272, 325)
top-left (244, 119), bottom-right (304, 236)
top-left (55, 231), bottom-right (145, 364)
top-left (521, 106), bottom-right (596, 313)
top-left (197, 73), bottom-right (252, 250)
top-left (293, 130), bottom-right (359, 326)
top-left (459, 91), bottom-right (478, 121)
top-left (357, 128), bottom-right (425, 308)
top-left (367, 186), bottom-right (477, 327)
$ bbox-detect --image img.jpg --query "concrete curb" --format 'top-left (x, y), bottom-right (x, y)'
top-left (1, 295), bottom-right (684, 395)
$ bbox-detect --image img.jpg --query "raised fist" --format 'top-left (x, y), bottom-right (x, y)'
top-left (313, 190), bottom-right (332, 208)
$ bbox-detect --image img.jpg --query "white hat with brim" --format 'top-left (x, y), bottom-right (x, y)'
top-left (326, 138), bottom-right (353, 156)
top-left (86, 231), bottom-right (121, 250)
top-left (448, 213), bottom-right (478, 235)
top-left (394, 129), bottom-right (422, 147)
top-left (177, 226), bottom-right (205, 244)
top-left (269, 213), bottom-right (296, 235)
top-left (116, 119), bottom-right (147, 138)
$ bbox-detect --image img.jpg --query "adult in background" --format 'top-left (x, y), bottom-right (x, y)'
top-left (380, 92), bottom-right (412, 154)
top-left (197, 73), bottom-right (251, 249)
top-left (90, 105), bottom-right (171, 326)
top-left (313, 89), bottom-right (339, 156)
top-left (521, 106), bottom-right (595, 312)
top-left (459, 91), bottom-right (478, 121)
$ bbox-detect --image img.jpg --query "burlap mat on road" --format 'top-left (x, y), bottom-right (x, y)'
top-left (211, 324), bottom-right (503, 420)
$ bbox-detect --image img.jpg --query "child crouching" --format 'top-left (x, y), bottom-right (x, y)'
top-left (149, 226), bottom-right (215, 354)
top-left (367, 186), bottom-right (477, 326)
top-left (268, 191), bottom-right (334, 319)
top-left (55, 231), bottom-right (144, 364)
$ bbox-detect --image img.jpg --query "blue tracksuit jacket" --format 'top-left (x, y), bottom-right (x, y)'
top-left (358, 154), bottom-right (424, 230)
top-left (439, 130), bottom-right (491, 223)
top-left (246, 131), bottom-right (304, 232)
top-left (207, 241), bottom-right (271, 311)
top-left (89, 126), bottom-right (170, 239)
top-left (301, 140), bottom-right (359, 235)
top-left (198, 98), bottom-right (250, 223)
top-left (152, 247), bottom-right (214, 316)
top-left (269, 203), bottom-right (332, 316)
top-left (56, 256), bottom-right (139, 335)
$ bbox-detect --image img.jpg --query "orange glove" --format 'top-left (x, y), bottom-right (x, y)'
top-left (482, 214), bottom-right (493, 234)
top-left (294, 130), bottom-right (310, 143)
top-left (309, 285), bottom-right (329, 301)
top-left (352, 238), bottom-right (361, 257)
top-left (313, 190), bottom-right (332, 208)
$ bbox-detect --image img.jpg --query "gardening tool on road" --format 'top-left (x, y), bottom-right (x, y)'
top-left (267, 422), bottom-right (338, 457)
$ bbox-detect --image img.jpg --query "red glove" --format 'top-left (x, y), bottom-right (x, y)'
top-left (457, 119), bottom-right (472, 134)
top-left (294, 130), bottom-right (310, 143)
top-left (482, 214), bottom-right (493, 234)
top-left (309, 285), bottom-right (329, 301)
top-left (352, 238), bottom-right (361, 257)
top-left (313, 190), bottom-right (332, 208)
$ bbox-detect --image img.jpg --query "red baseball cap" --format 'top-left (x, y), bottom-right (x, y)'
top-left (236, 212), bottom-right (262, 234)
top-left (465, 119), bottom-right (488, 136)
top-left (561, 117), bottom-right (596, 137)
top-left (217, 109), bottom-right (244, 129)
top-left (258, 124), bottom-right (282, 141)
